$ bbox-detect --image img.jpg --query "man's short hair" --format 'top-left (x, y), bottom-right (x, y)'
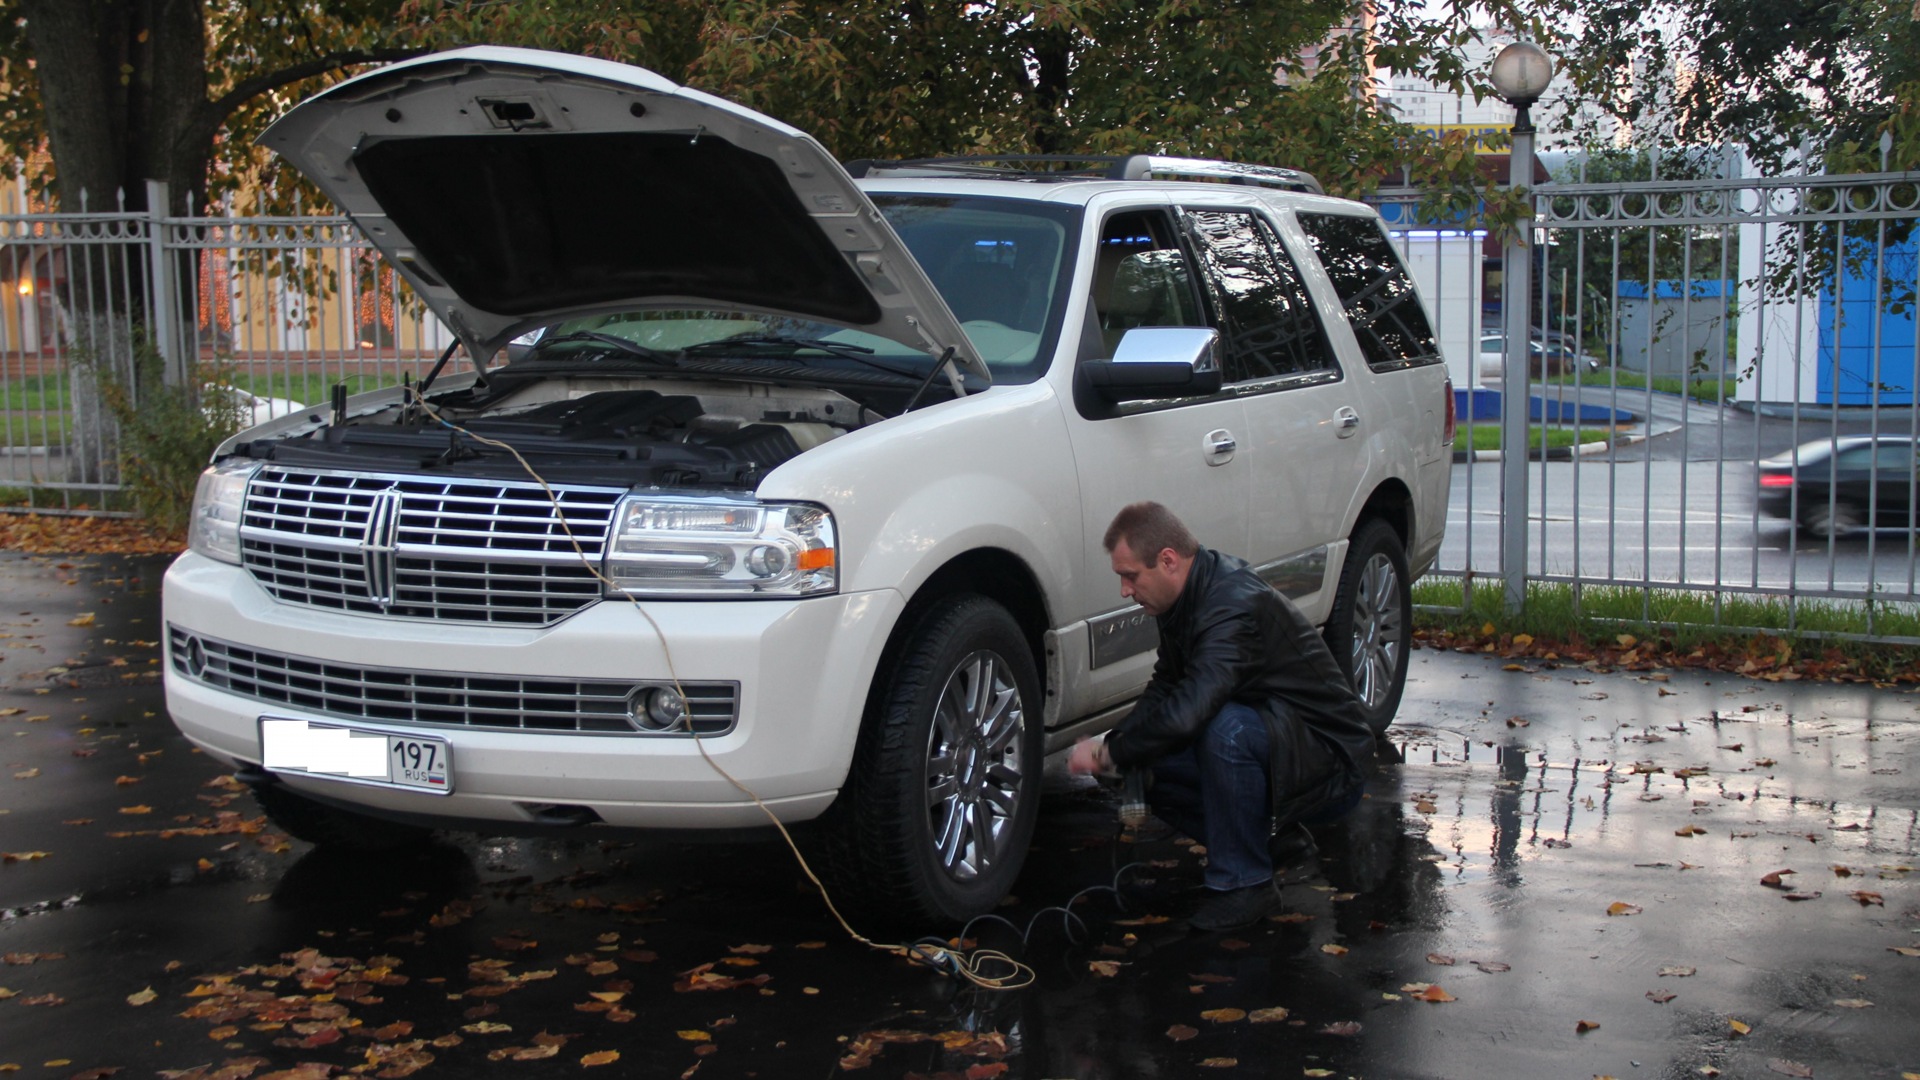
top-left (1103, 501), bottom-right (1199, 561)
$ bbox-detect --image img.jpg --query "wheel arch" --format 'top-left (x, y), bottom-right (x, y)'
top-left (870, 547), bottom-right (1053, 711)
top-left (1354, 477), bottom-right (1413, 548)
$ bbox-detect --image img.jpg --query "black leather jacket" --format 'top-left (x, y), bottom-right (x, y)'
top-left (1104, 547), bottom-right (1375, 827)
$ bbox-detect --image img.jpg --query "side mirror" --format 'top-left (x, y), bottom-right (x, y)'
top-left (1081, 327), bottom-right (1224, 402)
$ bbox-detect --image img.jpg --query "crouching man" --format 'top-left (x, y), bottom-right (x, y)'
top-left (1070, 501), bottom-right (1377, 930)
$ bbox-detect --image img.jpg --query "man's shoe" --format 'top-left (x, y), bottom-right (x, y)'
top-left (1190, 883), bottom-right (1280, 931)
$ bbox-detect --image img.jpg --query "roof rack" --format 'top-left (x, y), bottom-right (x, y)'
top-left (843, 154), bottom-right (1324, 195)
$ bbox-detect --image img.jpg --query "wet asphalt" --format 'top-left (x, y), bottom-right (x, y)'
top-left (2, 553), bottom-right (1918, 1079)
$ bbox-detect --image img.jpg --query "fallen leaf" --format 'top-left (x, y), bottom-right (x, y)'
top-left (728, 944), bottom-right (772, 955)
top-left (1248, 1007), bottom-right (1289, 1023)
top-left (1607, 902), bottom-right (1642, 916)
top-left (1473, 961), bottom-right (1511, 973)
top-left (1730, 1019), bottom-right (1752, 1036)
top-left (117, 805), bottom-right (151, 815)
top-left (1318, 1021), bottom-right (1362, 1036)
top-left (1267, 912), bottom-right (1313, 924)
top-left (1199, 1008), bottom-right (1245, 1023)
top-left (1889, 946), bottom-right (1920, 957)
top-left (1675, 825), bottom-right (1708, 837)
top-left (1197, 1059), bottom-right (1237, 1068)
top-left (1849, 891), bottom-right (1884, 906)
top-left (1766, 1061), bottom-right (1812, 1078)
top-left (1832, 998), bottom-right (1872, 1008)
top-left (1783, 891), bottom-right (1822, 901)
top-left (580, 1050), bottom-right (620, 1067)
top-left (1753, 758), bottom-right (1776, 768)
top-left (1647, 990), bottom-right (1677, 1003)
top-left (1320, 944), bottom-right (1348, 956)
top-left (68, 613), bottom-right (95, 627)
top-left (1165, 1025), bottom-right (1198, 1042)
top-left (462, 1022), bottom-right (510, 1035)
top-left (12, 768), bottom-right (38, 780)
top-left (1087, 961), bottom-right (1122, 977)
top-left (676, 1031), bottom-right (711, 1042)
top-left (1305, 1072), bottom-right (1335, 1079)
top-left (1426, 952), bottom-right (1455, 966)
top-left (125, 987), bottom-right (156, 1006)
top-left (1576, 1020), bottom-right (1600, 1033)
top-left (1831, 865), bottom-right (1854, 877)
top-left (1760, 868), bottom-right (1796, 889)
top-left (1659, 966), bottom-right (1696, 977)
top-left (1413, 985), bottom-right (1456, 1003)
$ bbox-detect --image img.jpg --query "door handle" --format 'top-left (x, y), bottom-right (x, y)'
top-left (1334, 407), bottom-right (1360, 438)
top-left (1205, 428), bottom-right (1236, 465)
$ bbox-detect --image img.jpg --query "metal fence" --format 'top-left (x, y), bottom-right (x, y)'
top-left (3, 171), bottom-right (1917, 638)
top-left (1384, 163), bottom-right (1920, 641)
top-left (0, 181), bottom-right (451, 509)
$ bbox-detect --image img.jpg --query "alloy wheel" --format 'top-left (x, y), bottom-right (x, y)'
top-left (1349, 552), bottom-right (1405, 710)
top-left (924, 649), bottom-right (1027, 882)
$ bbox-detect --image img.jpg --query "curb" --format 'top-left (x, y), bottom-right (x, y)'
top-left (1452, 431), bottom-right (1649, 463)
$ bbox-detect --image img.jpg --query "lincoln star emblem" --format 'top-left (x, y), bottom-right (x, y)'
top-left (359, 486), bottom-right (402, 609)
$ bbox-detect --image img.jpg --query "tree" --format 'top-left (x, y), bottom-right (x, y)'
top-left (0, 0), bottom-right (1532, 217)
top-left (1537, 0), bottom-right (1920, 172)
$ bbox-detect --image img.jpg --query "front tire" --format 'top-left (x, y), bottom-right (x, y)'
top-left (813, 594), bottom-right (1043, 927)
top-left (1323, 519), bottom-right (1413, 736)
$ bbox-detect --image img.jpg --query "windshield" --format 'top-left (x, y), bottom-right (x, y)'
top-left (512, 195), bottom-right (1079, 385)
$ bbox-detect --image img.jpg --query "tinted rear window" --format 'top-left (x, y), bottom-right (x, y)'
top-left (1297, 212), bottom-right (1441, 371)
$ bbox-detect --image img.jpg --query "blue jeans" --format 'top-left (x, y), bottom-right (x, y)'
top-left (1146, 702), bottom-right (1273, 891)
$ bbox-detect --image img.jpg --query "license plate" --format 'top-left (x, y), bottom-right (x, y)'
top-left (259, 718), bottom-right (453, 794)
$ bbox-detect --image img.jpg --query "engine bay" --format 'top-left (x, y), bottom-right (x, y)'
top-left (230, 377), bottom-right (864, 489)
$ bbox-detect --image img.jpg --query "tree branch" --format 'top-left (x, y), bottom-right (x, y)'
top-left (206, 48), bottom-right (432, 124)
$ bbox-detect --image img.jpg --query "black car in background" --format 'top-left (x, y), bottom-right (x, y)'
top-left (1757, 436), bottom-right (1920, 538)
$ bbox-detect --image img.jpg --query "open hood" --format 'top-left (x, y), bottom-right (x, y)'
top-left (260, 46), bottom-right (987, 381)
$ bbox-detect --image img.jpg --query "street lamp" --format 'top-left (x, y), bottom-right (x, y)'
top-left (1490, 39), bottom-right (1555, 615)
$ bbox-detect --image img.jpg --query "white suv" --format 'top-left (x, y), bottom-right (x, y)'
top-left (163, 47), bottom-right (1453, 924)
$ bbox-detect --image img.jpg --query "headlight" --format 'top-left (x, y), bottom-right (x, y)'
top-left (188, 459), bottom-right (259, 565)
top-left (604, 497), bottom-right (836, 598)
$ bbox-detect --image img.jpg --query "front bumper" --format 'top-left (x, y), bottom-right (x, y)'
top-left (163, 552), bottom-right (902, 830)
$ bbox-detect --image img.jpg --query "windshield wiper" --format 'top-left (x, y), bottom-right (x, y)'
top-left (680, 335), bottom-right (931, 380)
top-left (681, 335), bottom-right (876, 359)
top-left (529, 331), bottom-right (679, 366)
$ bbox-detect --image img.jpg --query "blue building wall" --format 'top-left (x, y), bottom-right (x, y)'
top-left (1818, 235), bottom-right (1916, 405)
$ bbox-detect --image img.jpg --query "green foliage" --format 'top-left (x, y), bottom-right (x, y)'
top-left (1539, 0), bottom-right (1920, 172)
top-left (83, 338), bottom-right (246, 534)
top-left (0, 0), bottom-right (1535, 215)
top-left (1412, 578), bottom-right (1920, 671)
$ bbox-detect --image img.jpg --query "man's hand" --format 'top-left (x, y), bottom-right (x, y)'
top-left (1068, 736), bottom-right (1112, 777)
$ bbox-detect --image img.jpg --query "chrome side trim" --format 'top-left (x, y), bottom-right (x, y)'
top-left (1257, 545), bottom-right (1328, 601)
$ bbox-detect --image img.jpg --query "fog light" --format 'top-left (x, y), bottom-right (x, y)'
top-left (744, 544), bottom-right (789, 578)
top-left (630, 686), bottom-right (687, 731)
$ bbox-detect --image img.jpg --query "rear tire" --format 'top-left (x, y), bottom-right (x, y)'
top-left (1323, 519), bottom-right (1412, 736)
top-left (1800, 502), bottom-right (1861, 539)
top-left (812, 594), bottom-right (1042, 927)
top-left (251, 781), bottom-right (434, 851)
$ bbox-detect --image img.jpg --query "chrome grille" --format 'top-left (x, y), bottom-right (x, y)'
top-left (239, 468), bottom-right (622, 625)
top-left (170, 627), bottom-right (738, 736)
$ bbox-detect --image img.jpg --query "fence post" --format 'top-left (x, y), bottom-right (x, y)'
top-left (144, 179), bottom-right (182, 386)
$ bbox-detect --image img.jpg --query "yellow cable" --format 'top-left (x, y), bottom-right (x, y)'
top-left (404, 386), bottom-right (1032, 990)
